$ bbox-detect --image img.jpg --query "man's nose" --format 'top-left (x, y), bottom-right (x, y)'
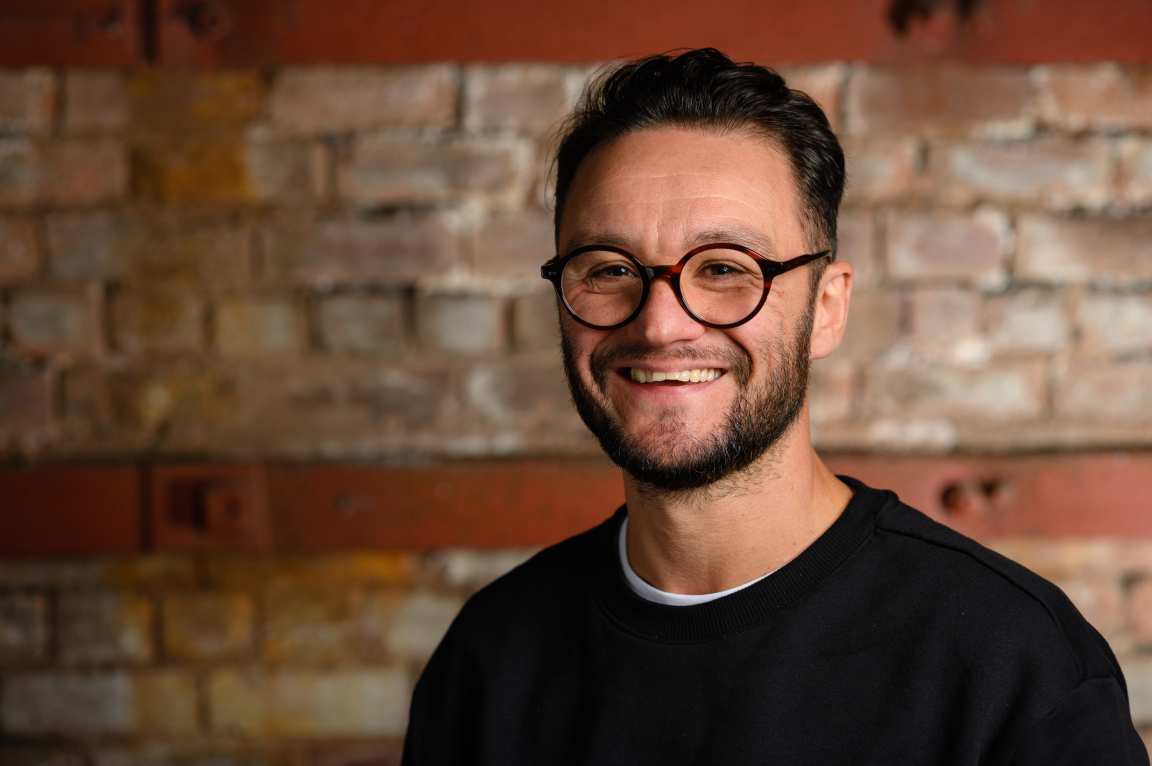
top-left (625, 276), bottom-right (706, 346)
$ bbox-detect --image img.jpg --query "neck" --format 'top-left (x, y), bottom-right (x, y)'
top-left (621, 408), bottom-right (853, 595)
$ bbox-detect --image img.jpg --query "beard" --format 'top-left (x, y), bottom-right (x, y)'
top-left (560, 303), bottom-right (815, 495)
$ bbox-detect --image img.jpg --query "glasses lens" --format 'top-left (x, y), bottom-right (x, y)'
top-left (561, 250), bottom-right (644, 327)
top-left (681, 248), bottom-right (767, 325)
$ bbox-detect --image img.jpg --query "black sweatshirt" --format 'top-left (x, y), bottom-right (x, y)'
top-left (403, 477), bottom-right (1148, 765)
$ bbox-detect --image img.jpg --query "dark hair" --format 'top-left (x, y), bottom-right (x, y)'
top-left (553, 48), bottom-right (845, 267)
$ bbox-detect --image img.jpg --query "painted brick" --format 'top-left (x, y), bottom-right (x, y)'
top-left (808, 358), bottom-right (854, 424)
top-left (112, 289), bottom-right (203, 354)
top-left (1129, 578), bottom-right (1152, 644)
top-left (214, 296), bottom-right (303, 357)
top-left (1078, 293), bottom-right (1152, 355)
top-left (0, 370), bottom-right (53, 432)
top-left (8, 285), bottom-right (100, 355)
top-left (464, 358), bottom-right (581, 431)
top-left (777, 64), bottom-right (847, 130)
top-left (0, 216), bottom-right (40, 284)
top-left (908, 287), bottom-right (982, 350)
top-left (48, 212), bottom-right (249, 284)
top-left (1036, 64), bottom-right (1152, 131)
top-left (208, 668), bottom-right (408, 737)
top-left (464, 64), bottom-right (574, 133)
top-left (318, 293), bottom-right (405, 355)
top-left (0, 670), bottom-right (196, 735)
top-left (885, 210), bottom-right (1010, 286)
top-left (1119, 137), bottom-right (1152, 206)
top-left (985, 289), bottom-right (1068, 353)
top-left (0, 137), bottom-right (127, 207)
top-left (835, 211), bottom-right (878, 287)
top-left (162, 592), bottom-right (253, 661)
top-left (474, 210), bottom-right (554, 277)
top-left (836, 288), bottom-right (901, 359)
top-left (57, 591), bottom-right (154, 664)
top-left (840, 136), bottom-right (921, 203)
top-left (1016, 216), bottom-right (1152, 286)
top-left (261, 589), bottom-right (364, 661)
top-left (0, 593), bottom-right (48, 664)
top-left (512, 292), bottom-right (560, 352)
top-left (126, 71), bottom-right (264, 132)
top-left (63, 70), bottom-right (129, 131)
top-left (1055, 361), bottom-right (1152, 421)
top-left (416, 293), bottom-right (506, 355)
top-left (337, 135), bottom-right (531, 206)
top-left (846, 65), bottom-right (1030, 134)
top-left (0, 69), bottom-right (55, 132)
top-left (386, 592), bottom-right (463, 662)
top-left (934, 138), bottom-right (1111, 209)
top-left (865, 362), bottom-right (1046, 421)
top-left (270, 65), bottom-right (457, 135)
top-left (263, 213), bottom-right (457, 285)
top-left (204, 553), bottom-right (412, 590)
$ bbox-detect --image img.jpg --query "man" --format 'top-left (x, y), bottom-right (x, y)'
top-left (403, 49), bottom-right (1146, 764)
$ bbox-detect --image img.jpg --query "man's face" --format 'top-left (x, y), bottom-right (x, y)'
top-left (557, 127), bottom-right (820, 492)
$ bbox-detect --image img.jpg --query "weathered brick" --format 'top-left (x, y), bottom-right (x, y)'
top-left (835, 211), bottom-right (877, 287)
top-left (214, 296), bottom-right (303, 357)
top-left (245, 127), bottom-right (326, 202)
top-left (48, 212), bottom-right (248, 284)
top-left (0, 557), bottom-right (195, 589)
top-left (205, 553), bottom-right (411, 590)
top-left (986, 288), bottom-right (1068, 353)
top-left (1119, 137), bottom-right (1152, 206)
top-left (208, 668), bottom-right (407, 737)
top-left (0, 69), bottom-right (55, 132)
top-left (1125, 657), bottom-right (1152, 726)
top-left (464, 358), bottom-right (581, 431)
top-left (1054, 578), bottom-right (1124, 637)
top-left (1016, 216), bottom-right (1152, 286)
top-left (1078, 292), bottom-right (1152, 355)
top-left (841, 136), bottom-right (921, 203)
top-left (885, 210), bottom-right (1010, 285)
top-left (907, 288), bottom-right (982, 355)
top-left (0, 593), bottom-right (48, 664)
top-left (777, 64), bottom-right (847, 130)
top-left (464, 64), bottom-right (574, 133)
top-left (1, 670), bottom-right (196, 735)
top-left (112, 289), bottom-right (203, 354)
top-left (261, 589), bottom-right (365, 661)
top-left (988, 538), bottom-right (1150, 581)
top-left (1036, 64), bottom-right (1152, 131)
top-left (474, 210), bottom-right (554, 277)
top-left (1055, 361), bottom-right (1152, 421)
top-left (416, 293), bottom-right (506, 355)
top-left (270, 65), bottom-right (457, 135)
top-left (933, 138), bottom-right (1111, 209)
top-left (512, 292), bottom-right (560, 352)
top-left (837, 288), bottom-right (901, 359)
top-left (8, 285), bottom-right (101, 355)
top-left (337, 135), bottom-right (531, 206)
top-left (0, 216), bottom-right (40, 283)
top-left (386, 592), bottom-right (463, 662)
top-left (432, 549), bottom-right (537, 590)
top-left (126, 70), bottom-right (264, 132)
top-left (311, 744), bottom-right (403, 766)
top-left (318, 293), bottom-right (405, 355)
top-left (846, 65), bottom-right (1030, 134)
top-left (1129, 578), bottom-right (1152, 644)
top-left (808, 358), bottom-right (854, 424)
top-left (865, 361), bottom-right (1046, 421)
top-left (63, 70), bottom-right (129, 131)
top-left (162, 592), bottom-right (253, 661)
top-left (262, 213), bottom-right (457, 285)
top-left (57, 591), bottom-right (154, 664)
top-left (0, 745), bottom-right (83, 766)
top-left (0, 369), bottom-right (53, 432)
top-left (0, 137), bottom-right (127, 207)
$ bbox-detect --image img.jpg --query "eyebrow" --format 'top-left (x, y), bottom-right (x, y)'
top-left (561, 226), bottom-right (782, 260)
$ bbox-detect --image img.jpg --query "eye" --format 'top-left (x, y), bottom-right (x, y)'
top-left (592, 263), bottom-right (638, 279)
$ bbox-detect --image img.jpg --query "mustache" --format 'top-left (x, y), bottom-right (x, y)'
top-left (588, 341), bottom-right (753, 390)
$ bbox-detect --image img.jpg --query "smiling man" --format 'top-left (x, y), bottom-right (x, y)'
top-left (402, 49), bottom-right (1146, 765)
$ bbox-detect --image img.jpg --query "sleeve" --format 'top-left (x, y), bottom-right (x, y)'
top-left (400, 623), bottom-right (477, 766)
top-left (1008, 676), bottom-right (1149, 766)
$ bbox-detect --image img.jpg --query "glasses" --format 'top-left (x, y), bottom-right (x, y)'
top-left (541, 243), bottom-right (831, 331)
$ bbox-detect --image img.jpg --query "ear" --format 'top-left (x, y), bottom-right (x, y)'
top-left (809, 260), bottom-right (853, 360)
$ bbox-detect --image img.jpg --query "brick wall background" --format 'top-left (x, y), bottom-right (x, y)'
top-left (2, 61), bottom-right (1152, 763)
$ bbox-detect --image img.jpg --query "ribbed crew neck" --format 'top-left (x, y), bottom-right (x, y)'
top-left (588, 476), bottom-right (889, 643)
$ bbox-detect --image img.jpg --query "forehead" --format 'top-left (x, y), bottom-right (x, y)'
top-left (558, 127), bottom-right (805, 257)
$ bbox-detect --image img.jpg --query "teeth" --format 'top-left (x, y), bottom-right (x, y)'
top-left (629, 368), bottom-right (722, 384)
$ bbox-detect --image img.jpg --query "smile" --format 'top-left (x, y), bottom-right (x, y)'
top-left (628, 368), bottom-right (724, 384)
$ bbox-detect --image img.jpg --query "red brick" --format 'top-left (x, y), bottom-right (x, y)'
top-left (464, 65), bottom-right (575, 133)
top-left (270, 65), bottom-right (457, 135)
top-left (0, 593), bottom-right (48, 665)
top-left (214, 296), bottom-right (303, 357)
top-left (1036, 64), bottom-right (1152, 131)
top-left (837, 288), bottom-right (901, 359)
top-left (260, 588), bottom-right (366, 661)
top-left (318, 293), bottom-right (405, 356)
top-left (162, 592), bottom-right (253, 661)
top-left (0, 370), bottom-right (53, 432)
top-left (846, 65), bottom-right (1030, 134)
top-left (1055, 361), bottom-right (1152, 421)
top-left (1119, 138), bottom-right (1152, 206)
top-left (1016, 216), bottom-right (1152, 286)
top-left (386, 592), bottom-right (463, 661)
top-left (777, 64), bottom-right (847, 130)
top-left (63, 70), bottom-right (129, 131)
top-left (512, 292), bottom-right (560, 352)
top-left (1129, 578), bottom-right (1152, 644)
top-left (262, 213), bottom-right (457, 285)
top-left (836, 211), bottom-right (877, 287)
top-left (416, 293), bottom-right (506, 355)
top-left (8, 285), bottom-right (101, 355)
top-left (126, 71), bottom-right (264, 132)
top-left (885, 210), bottom-right (1010, 285)
top-left (808, 358), bottom-right (854, 424)
top-left (57, 591), bottom-right (154, 664)
top-left (865, 361), bottom-right (1046, 421)
top-left (112, 289), bottom-right (203, 354)
top-left (474, 210), bottom-right (554, 277)
top-left (0, 216), bottom-right (39, 284)
top-left (47, 212), bottom-right (248, 284)
top-left (985, 289), bottom-right (1068, 354)
top-left (0, 69), bottom-right (55, 132)
top-left (463, 358), bottom-right (585, 435)
top-left (840, 136), bottom-right (921, 204)
top-left (1078, 292), bottom-right (1152, 356)
top-left (0, 137), bottom-right (126, 207)
top-left (336, 135), bottom-right (532, 206)
top-left (932, 137), bottom-right (1111, 209)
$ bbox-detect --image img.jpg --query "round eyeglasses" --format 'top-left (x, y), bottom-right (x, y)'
top-left (541, 243), bottom-right (831, 330)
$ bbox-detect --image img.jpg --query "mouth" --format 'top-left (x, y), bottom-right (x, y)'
top-left (626, 367), bottom-right (725, 385)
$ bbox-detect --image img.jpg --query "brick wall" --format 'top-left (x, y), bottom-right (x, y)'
top-left (3, 61), bottom-right (1152, 762)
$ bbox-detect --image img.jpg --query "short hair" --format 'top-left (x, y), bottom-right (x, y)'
top-left (553, 48), bottom-right (845, 265)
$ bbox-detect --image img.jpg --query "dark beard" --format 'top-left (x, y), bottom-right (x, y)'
top-left (560, 305), bottom-right (814, 493)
